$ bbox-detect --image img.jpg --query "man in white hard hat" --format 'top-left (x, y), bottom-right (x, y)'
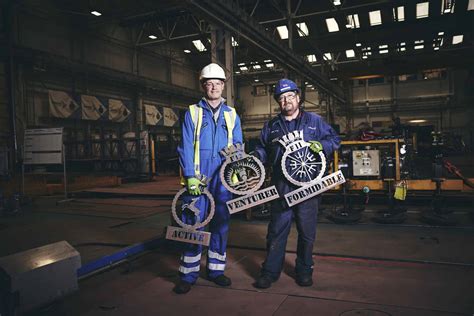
top-left (175, 63), bottom-right (243, 294)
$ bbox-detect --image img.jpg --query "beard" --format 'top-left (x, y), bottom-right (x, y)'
top-left (281, 104), bottom-right (299, 116)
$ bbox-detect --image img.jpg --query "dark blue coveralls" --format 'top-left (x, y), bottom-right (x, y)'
top-left (254, 110), bottom-right (340, 280)
top-left (177, 98), bottom-right (243, 284)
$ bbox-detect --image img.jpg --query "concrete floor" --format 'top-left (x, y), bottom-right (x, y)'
top-left (1, 176), bottom-right (473, 315)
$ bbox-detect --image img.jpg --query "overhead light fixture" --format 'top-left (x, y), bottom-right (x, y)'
top-left (306, 54), bottom-right (317, 63)
top-left (276, 25), bottom-right (289, 39)
top-left (234, 71), bottom-right (241, 74)
top-left (346, 14), bottom-right (360, 29)
top-left (416, 2), bottom-right (430, 19)
top-left (254, 79), bottom-right (259, 82)
top-left (90, 10), bottom-right (102, 16)
top-left (264, 59), bottom-right (272, 63)
top-left (369, 10), bottom-right (382, 26)
top-left (325, 18), bottom-right (339, 32)
top-left (238, 63), bottom-right (245, 66)
top-left (356, 42), bottom-right (362, 47)
top-left (323, 53), bottom-right (332, 61)
top-left (231, 37), bottom-right (239, 47)
top-left (148, 35), bottom-right (157, 40)
top-left (393, 6), bottom-right (405, 21)
top-left (192, 40), bottom-right (207, 52)
top-left (414, 40), bottom-right (424, 50)
top-left (345, 49), bottom-right (355, 58)
top-left (452, 34), bottom-right (463, 45)
top-left (183, 49), bottom-right (191, 54)
top-left (253, 64), bottom-right (261, 70)
top-left (296, 22), bottom-right (309, 37)
top-left (409, 119), bottom-right (427, 123)
top-left (266, 63), bottom-right (274, 68)
top-left (239, 66), bottom-right (248, 71)
top-left (333, 0), bottom-right (341, 5)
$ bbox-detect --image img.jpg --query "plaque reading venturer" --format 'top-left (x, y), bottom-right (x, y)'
top-left (166, 182), bottom-right (215, 246)
top-left (220, 143), bottom-right (279, 214)
top-left (280, 130), bottom-right (346, 207)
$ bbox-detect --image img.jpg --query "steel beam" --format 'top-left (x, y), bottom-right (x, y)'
top-left (186, 0), bottom-right (346, 103)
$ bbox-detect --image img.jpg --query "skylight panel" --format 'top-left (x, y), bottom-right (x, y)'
top-left (452, 35), bottom-right (463, 44)
top-left (414, 40), bottom-right (424, 50)
top-left (232, 37), bottom-right (239, 47)
top-left (469, 0), bottom-right (474, 10)
top-left (369, 10), bottom-right (382, 26)
top-left (253, 64), bottom-right (261, 70)
top-left (148, 35), bottom-right (157, 40)
top-left (356, 43), bottom-right (362, 47)
top-left (306, 54), bottom-right (317, 63)
top-left (277, 26), bottom-right (289, 39)
top-left (345, 49), bottom-right (355, 58)
top-left (393, 6), bottom-right (405, 21)
top-left (441, 0), bottom-right (455, 14)
top-left (192, 40), bottom-right (206, 52)
top-left (323, 53), bottom-right (332, 61)
top-left (416, 2), bottom-right (429, 19)
top-left (184, 49), bottom-right (191, 54)
top-left (266, 63), bottom-right (274, 68)
top-left (296, 22), bottom-right (309, 36)
top-left (325, 18), bottom-right (339, 32)
top-left (346, 14), bottom-right (360, 29)
top-left (239, 66), bottom-right (248, 71)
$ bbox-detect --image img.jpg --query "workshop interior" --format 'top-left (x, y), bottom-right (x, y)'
top-left (0, 0), bottom-right (473, 315)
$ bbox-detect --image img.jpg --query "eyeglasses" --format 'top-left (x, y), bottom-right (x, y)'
top-left (278, 92), bottom-right (297, 103)
top-left (204, 81), bottom-right (223, 88)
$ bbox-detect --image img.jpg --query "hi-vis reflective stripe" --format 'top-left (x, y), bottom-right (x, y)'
top-left (208, 250), bottom-right (226, 261)
top-left (187, 104), bottom-right (236, 177)
top-left (179, 265), bottom-right (200, 274)
top-left (181, 253), bottom-right (202, 263)
top-left (223, 109), bottom-right (236, 146)
top-left (208, 263), bottom-right (226, 271)
top-left (189, 104), bottom-right (203, 176)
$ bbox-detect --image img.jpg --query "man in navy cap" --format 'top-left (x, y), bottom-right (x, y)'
top-left (252, 79), bottom-right (340, 288)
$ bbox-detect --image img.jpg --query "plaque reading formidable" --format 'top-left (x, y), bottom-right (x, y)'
top-left (166, 183), bottom-right (215, 246)
top-left (280, 130), bottom-right (345, 206)
top-left (284, 170), bottom-right (346, 207)
top-left (220, 143), bottom-right (279, 214)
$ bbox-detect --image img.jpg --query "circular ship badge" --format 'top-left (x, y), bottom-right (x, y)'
top-left (279, 130), bottom-right (326, 186)
top-left (220, 143), bottom-right (279, 214)
top-left (166, 175), bottom-right (215, 246)
top-left (279, 130), bottom-right (346, 207)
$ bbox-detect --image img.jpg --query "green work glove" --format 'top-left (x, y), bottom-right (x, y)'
top-left (187, 177), bottom-right (204, 195)
top-left (309, 141), bottom-right (323, 154)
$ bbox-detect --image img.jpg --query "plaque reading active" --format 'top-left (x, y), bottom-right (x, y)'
top-left (220, 143), bottom-right (280, 214)
top-left (166, 176), bottom-right (215, 246)
top-left (279, 130), bottom-right (346, 207)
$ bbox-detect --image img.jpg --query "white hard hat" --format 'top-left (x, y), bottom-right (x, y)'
top-left (200, 63), bottom-right (226, 81)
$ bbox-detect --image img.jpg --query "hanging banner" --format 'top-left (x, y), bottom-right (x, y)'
top-left (81, 95), bottom-right (107, 120)
top-left (162, 107), bottom-right (179, 127)
top-left (109, 99), bottom-right (131, 122)
top-left (144, 104), bottom-right (163, 126)
top-left (49, 90), bottom-right (79, 118)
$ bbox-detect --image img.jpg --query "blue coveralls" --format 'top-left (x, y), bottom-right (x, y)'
top-left (254, 110), bottom-right (340, 280)
top-left (177, 98), bottom-right (243, 284)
